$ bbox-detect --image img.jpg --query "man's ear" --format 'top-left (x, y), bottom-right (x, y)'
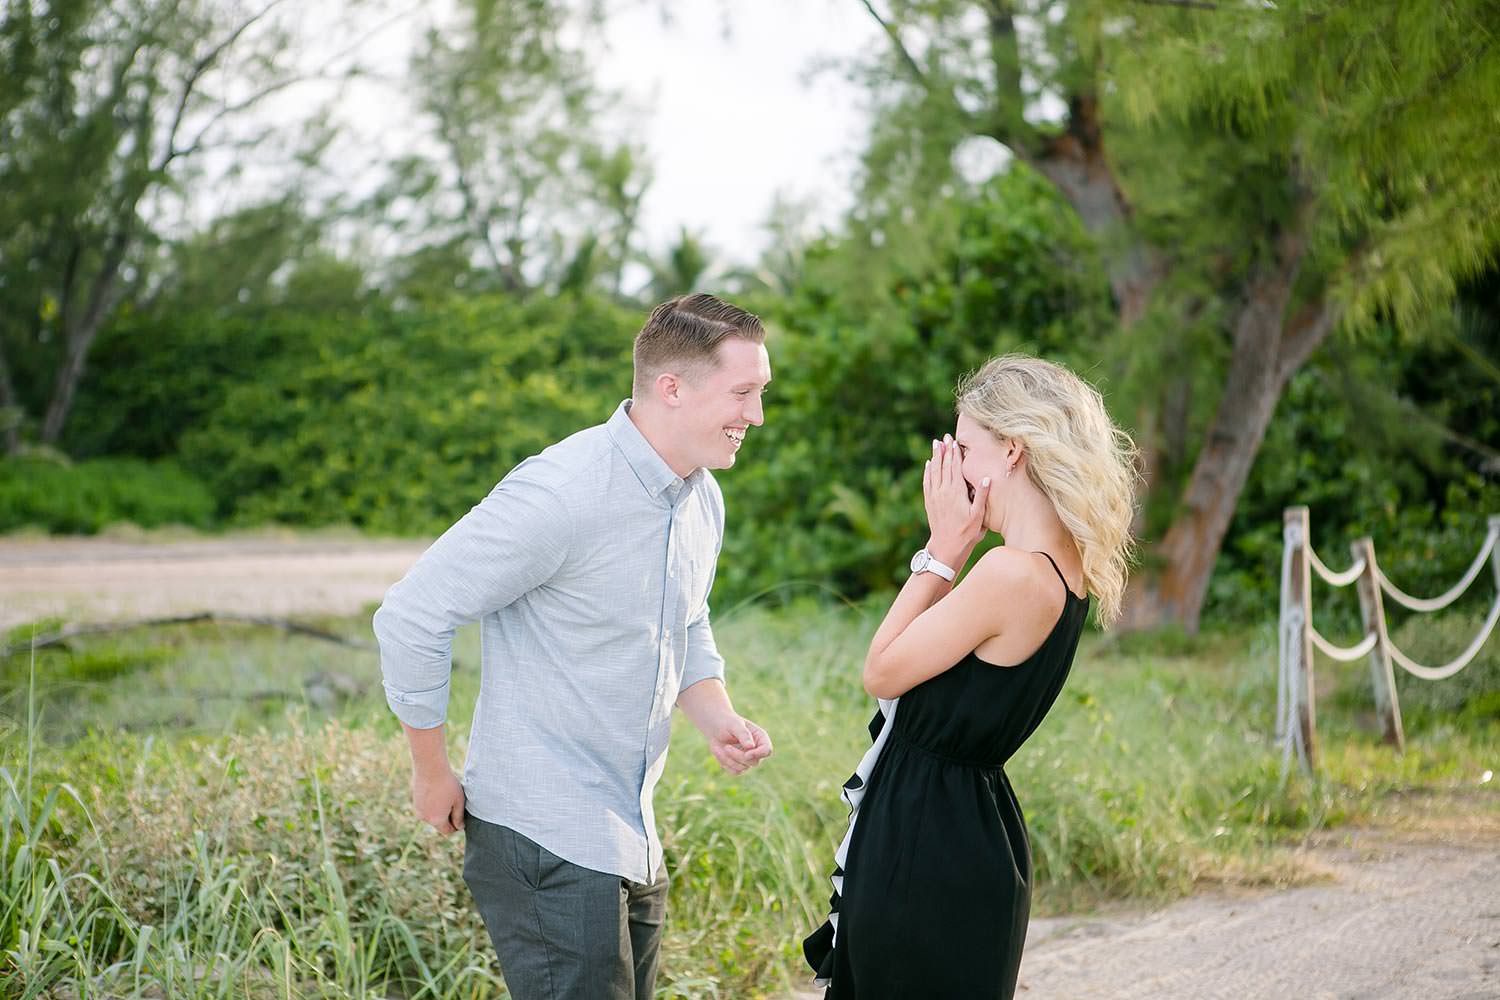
top-left (655, 371), bottom-right (683, 407)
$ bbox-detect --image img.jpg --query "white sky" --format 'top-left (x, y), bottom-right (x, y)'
top-left (591, 2), bottom-right (882, 261)
top-left (260, 0), bottom-right (887, 274)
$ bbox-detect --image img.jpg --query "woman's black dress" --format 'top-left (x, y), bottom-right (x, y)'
top-left (803, 553), bottom-right (1088, 999)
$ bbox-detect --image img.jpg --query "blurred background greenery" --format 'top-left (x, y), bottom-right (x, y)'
top-left (4, 1), bottom-right (1500, 995)
top-left (5, 1), bottom-right (1498, 633)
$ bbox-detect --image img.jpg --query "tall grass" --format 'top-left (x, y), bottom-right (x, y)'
top-left (2, 601), bottom-right (1496, 997)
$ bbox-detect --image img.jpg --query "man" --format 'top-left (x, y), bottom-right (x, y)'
top-left (374, 293), bottom-right (774, 1000)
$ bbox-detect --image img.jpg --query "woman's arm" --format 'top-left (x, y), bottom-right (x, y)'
top-left (863, 436), bottom-right (996, 698)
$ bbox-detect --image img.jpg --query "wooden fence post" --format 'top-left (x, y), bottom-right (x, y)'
top-left (1352, 536), bottom-right (1404, 751)
top-left (1285, 507), bottom-right (1317, 766)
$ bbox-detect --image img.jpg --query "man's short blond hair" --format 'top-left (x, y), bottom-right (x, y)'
top-left (632, 294), bottom-right (766, 397)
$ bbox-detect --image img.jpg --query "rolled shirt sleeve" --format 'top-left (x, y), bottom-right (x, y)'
top-left (680, 478), bottom-right (726, 692)
top-left (373, 469), bottom-right (571, 728)
top-left (680, 558), bottom-right (726, 691)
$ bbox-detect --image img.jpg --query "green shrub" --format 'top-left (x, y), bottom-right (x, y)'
top-left (1391, 609), bottom-right (1500, 724)
top-left (174, 294), bottom-right (636, 535)
top-left (62, 308), bottom-right (333, 460)
top-left (717, 168), bottom-right (1114, 604)
top-left (0, 456), bottom-right (216, 533)
top-left (1207, 302), bottom-right (1500, 627)
top-left (6, 604), bottom-right (1497, 998)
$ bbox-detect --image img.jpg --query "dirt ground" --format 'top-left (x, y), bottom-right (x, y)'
top-left (0, 533), bottom-right (430, 631)
top-left (1014, 824), bottom-right (1499, 998)
top-left (786, 797), bottom-right (1500, 1000)
top-left (7, 537), bottom-right (1498, 999)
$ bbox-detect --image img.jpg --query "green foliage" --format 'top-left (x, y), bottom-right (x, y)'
top-left (1207, 273), bottom-right (1500, 624)
top-left (176, 294), bottom-right (636, 534)
top-left (5, 606), bottom-right (1495, 997)
top-left (63, 307), bottom-right (337, 459)
top-left (716, 168), bottom-right (1115, 602)
top-left (381, 0), bottom-right (643, 299)
top-left (0, 456), bottom-right (215, 534)
top-left (1100, 0), bottom-right (1500, 335)
top-left (837, 0), bottom-right (1500, 627)
top-left (1391, 611), bottom-right (1500, 725)
top-left (0, 0), bottom-right (339, 444)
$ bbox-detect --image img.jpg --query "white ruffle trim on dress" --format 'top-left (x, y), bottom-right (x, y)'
top-left (813, 695), bottom-right (899, 988)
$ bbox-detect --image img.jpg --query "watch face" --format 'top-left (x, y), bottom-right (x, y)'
top-left (910, 549), bottom-right (928, 572)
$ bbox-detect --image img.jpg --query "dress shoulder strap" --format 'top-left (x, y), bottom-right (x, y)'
top-left (1036, 551), bottom-right (1080, 602)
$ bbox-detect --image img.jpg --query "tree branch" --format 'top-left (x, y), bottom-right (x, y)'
top-left (1128, 0), bottom-right (1222, 11)
top-left (162, 0), bottom-right (294, 163)
top-left (1274, 234), bottom-right (1372, 384)
top-left (166, 72), bottom-right (345, 165)
top-left (1274, 298), bottom-right (1338, 385)
top-left (432, 104), bottom-right (509, 278)
top-left (977, 0), bottom-right (1043, 160)
top-left (857, 0), bottom-right (929, 87)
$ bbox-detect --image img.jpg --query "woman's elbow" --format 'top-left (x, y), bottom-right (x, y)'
top-left (862, 656), bottom-right (902, 699)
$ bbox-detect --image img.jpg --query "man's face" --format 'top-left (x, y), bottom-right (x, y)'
top-left (675, 338), bottom-right (772, 472)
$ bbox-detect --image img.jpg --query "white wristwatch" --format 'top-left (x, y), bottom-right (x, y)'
top-left (909, 548), bottom-right (956, 582)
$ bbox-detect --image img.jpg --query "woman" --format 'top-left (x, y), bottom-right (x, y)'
top-left (802, 355), bottom-right (1137, 999)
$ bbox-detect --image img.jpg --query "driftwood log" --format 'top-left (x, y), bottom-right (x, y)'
top-left (2, 612), bottom-right (378, 659)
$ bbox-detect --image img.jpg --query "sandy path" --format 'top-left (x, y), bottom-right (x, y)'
top-left (1014, 827), bottom-right (1499, 999)
top-left (0, 535), bottom-right (431, 629)
top-left (786, 813), bottom-right (1500, 999)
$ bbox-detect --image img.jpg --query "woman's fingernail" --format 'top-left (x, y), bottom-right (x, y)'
top-left (982, 477), bottom-right (991, 487)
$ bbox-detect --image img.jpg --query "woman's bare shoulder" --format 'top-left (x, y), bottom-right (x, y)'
top-left (967, 547), bottom-right (1068, 615)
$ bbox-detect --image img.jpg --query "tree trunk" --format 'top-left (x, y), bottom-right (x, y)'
top-left (40, 222), bottom-right (131, 445)
top-left (1121, 221), bottom-right (1337, 632)
top-left (1122, 323), bottom-right (1285, 632)
top-left (0, 336), bottom-right (21, 455)
top-left (1031, 96), bottom-right (1165, 329)
top-left (877, 2), bottom-right (1339, 631)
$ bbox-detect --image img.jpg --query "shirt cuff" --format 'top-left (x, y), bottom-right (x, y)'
top-left (680, 651), bottom-right (726, 691)
top-left (382, 678), bottom-right (450, 729)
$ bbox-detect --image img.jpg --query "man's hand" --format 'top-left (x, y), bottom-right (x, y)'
top-left (402, 721), bottom-right (465, 835)
top-left (706, 714), bottom-right (774, 775)
top-left (412, 765), bottom-right (466, 835)
top-left (677, 678), bottom-right (773, 775)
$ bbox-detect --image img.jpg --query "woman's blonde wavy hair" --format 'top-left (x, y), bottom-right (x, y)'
top-left (956, 354), bottom-right (1139, 627)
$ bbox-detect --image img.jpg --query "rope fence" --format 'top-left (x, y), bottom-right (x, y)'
top-left (1276, 507), bottom-right (1500, 775)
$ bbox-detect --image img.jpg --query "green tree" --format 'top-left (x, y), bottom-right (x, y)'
top-left (0, 0), bottom-right (358, 452)
top-left (383, 0), bottom-right (649, 297)
top-left (717, 169), bottom-right (1113, 602)
top-left (175, 294), bottom-right (637, 533)
top-left (647, 227), bottom-right (715, 301)
top-left (580, 142), bottom-right (653, 298)
top-left (848, 0), bottom-right (1500, 630)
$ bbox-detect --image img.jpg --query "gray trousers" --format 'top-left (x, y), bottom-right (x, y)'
top-left (462, 813), bottom-right (669, 1000)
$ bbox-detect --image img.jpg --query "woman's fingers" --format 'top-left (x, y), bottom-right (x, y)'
top-left (969, 476), bottom-right (991, 527)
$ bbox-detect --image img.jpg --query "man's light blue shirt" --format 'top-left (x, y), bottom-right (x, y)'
top-left (374, 400), bottom-right (726, 883)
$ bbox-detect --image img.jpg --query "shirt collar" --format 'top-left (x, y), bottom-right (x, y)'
top-left (607, 399), bottom-right (700, 501)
